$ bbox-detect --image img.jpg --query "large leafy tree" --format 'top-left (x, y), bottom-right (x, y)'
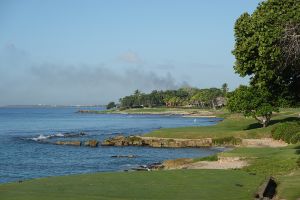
top-left (227, 85), bottom-right (278, 127)
top-left (232, 0), bottom-right (300, 104)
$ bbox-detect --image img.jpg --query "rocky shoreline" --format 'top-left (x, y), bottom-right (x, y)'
top-left (49, 135), bottom-right (287, 148)
top-left (101, 135), bottom-right (213, 148)
top-left (45, 136), bottom-right (213, 148)
top-left (49, 135), bottom-right (241, 148)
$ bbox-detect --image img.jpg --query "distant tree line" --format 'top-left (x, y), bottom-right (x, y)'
top-left (118, 84), bottom-right (228, 109)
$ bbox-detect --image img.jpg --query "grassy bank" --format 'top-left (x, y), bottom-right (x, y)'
top-left (221, 145), bottom-right (300, 199)
top-left (145, 108), bottom-right (300, 139)
top-left (0, 170), bottom-right (264, 200)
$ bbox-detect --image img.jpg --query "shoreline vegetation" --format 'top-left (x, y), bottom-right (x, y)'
top-left (1, 107), bottom-right (299, 199)
top-left (77, 107), bottom-right (221, 118)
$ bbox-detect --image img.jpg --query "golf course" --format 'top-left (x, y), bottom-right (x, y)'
top-left (1, 108), bottom-right (299, 200)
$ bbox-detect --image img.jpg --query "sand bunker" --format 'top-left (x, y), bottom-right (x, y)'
top-left (163, 157), bottom-right (247, 170)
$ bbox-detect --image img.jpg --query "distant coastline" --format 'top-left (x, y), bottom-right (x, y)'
top-left (0, 104), bottom-right (105, 108)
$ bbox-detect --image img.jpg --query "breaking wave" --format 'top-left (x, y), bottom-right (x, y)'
top-left (29, 132), bottom-right (87, 141)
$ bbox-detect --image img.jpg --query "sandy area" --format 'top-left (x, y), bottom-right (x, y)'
top-left (241, 138), bottom-right (287, 147)
top-left (183, 157), bottom-right (247, 169)
top-left (163, 157), bottom-right (247, 170)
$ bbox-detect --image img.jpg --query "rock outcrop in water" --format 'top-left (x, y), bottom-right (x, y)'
top-left (55, 141), bottom-right (81, 146)
top-left (83, 140), bottom-right (99, 147)
top-left (101, 136), bottom-right (213, 148)
top-left (54, 140), bottom-right (98, 147)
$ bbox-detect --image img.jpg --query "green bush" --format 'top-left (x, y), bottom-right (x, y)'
top-left (297, 157), bottom-right (300, 167)
top-left (194, 154), bottom-right (218, 162)
top-left (271, 122), bottom-right (300, 144)
top-left (290, 132), bottom-right (300, 144)
top-left (212, 136), bottom-right (242, 146)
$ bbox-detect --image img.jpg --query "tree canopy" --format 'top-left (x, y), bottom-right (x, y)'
top-left (232, 0), bottom-right (300, 104)
top-left (106, 102), bottom-right (116, 110)
top-left (227, 85), bottom-right (278, 127)
top-left (119, 85), bottom-right (228, 109)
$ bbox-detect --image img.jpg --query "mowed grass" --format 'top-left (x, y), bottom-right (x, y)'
top-left (145, 108), bottom-right (300, 139)
top-left (277, 169), bottom-right (300, 200)
top-left (145, 115), bottom-right (270, 139)
top-left (221, 146), bottom-right (299, 176)
top-left (219, 145), bottom-right (300, 199)
top-left (0, 170), bottom-right (264, 200)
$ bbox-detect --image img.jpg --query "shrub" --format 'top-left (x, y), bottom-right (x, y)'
top-left (271, 122), bottom-right (300, 143)
top-left (297, 157), bottom-right (300, 167)
top-left (194, 154), bottom-right (218, 162)
top-left (212, 136), bottom-right (242, 146)
top-left (290, 132), bottom-right (300, 144)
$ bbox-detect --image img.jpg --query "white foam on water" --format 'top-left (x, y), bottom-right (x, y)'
top-left (31, 134), bottom-right (49, 141)
top-left (55, 133), bottom-right (64, 137)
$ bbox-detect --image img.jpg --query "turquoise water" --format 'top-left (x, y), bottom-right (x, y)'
top-left (0, 107), bottom-right (223, 183)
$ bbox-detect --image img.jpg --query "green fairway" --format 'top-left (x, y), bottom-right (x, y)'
top-left (145, 108), bottom-right (300, 139)
top-left (0, 170), bottom-right (264, 200)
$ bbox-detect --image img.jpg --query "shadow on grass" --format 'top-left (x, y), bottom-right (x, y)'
top-left (295, 145), bottom-right (300, 149)
top-left (245, 117), bottom-right (300, 130)
top-left (295, 145), bottom-right (300, 155)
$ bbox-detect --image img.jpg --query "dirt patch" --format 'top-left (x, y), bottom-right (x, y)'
top-left (184, 157), bottom-right (247, 170)
top-left (163, 157), bottom-right (247, 170)
top-left (242, 138), bottom-right (287, 147)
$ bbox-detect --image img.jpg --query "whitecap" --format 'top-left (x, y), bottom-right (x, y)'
top-left (31, 134), bottom-right (49, 141)
top-left (55, 133), bottom-right (64, 137)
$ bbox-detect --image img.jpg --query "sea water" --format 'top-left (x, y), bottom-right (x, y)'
top-left (0, 107), bottom-right (223, 183)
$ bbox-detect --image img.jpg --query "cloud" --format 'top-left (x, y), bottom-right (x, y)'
top-left (118, 51), bottom-right (142, 64)
top-left (0, 45), bottom-right (180, 105)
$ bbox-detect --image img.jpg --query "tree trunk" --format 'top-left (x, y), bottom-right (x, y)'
top-left (254, 115), bottom-right (271, 128)
top-left (211, 100), bottom-right (216, 110)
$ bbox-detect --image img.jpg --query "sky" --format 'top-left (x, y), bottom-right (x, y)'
top-left (0, 0), bottom-right (262, 105)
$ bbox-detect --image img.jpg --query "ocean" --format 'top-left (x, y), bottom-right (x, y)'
top-left (0, 106), bottom-right (223, 183)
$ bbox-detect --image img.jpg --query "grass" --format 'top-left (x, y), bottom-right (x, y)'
top-left (277, 169), bottom-right (300, 200)
top-left (221, 146), bottom-right (299, 176)
top-left (145, 108), bottom-right (300, 139)
top-left (145, 115), bottom-right (269, 139)
top-left (275, 145), bottom-right (300, 199)
top-left (0, 170), bottom-right (264, 200)
top-left (193, 154), bottom-right (218, 162)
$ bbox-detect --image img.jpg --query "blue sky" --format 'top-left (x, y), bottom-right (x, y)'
top-left (0, 0), bottom-right (262, 105)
